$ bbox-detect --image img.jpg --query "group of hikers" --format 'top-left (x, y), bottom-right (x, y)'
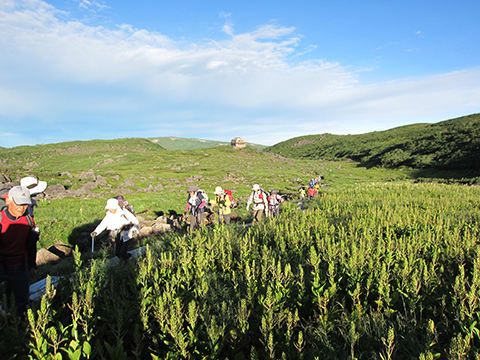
top-left (1, 173), bottom-right (323, 316)
top-left (184, 184), bottom-right (285, 231)
top-left (299, 175), bottom-right (323, 200)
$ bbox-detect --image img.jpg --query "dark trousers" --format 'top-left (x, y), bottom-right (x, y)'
top-left (190, 212), bottom-right (205, 231)
top-left (269, 206), bottom-right (280, 219)
top-left (115, 239), bottom-right (131, 260)
top-left (0, 265), bottom-right (31, 316)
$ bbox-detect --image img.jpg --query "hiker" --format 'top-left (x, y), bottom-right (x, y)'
top-left (209, 186), bottom-right (232, 225)
top-left (20, 176), bottom-right (47, 218)
top-left (0, 186), bottom-right (39, 316)
top-left (91, 198), bottom-right (139, 260)
top-left (299, 187), bottom-right (306, 200)
top-left (246, 184), bottom-right (268, 223)
top-left (307, 186), bottom-right (316, 200)
top-left (184, 185), bottom-right (206, 231)
top-left (267, 189), bottom-right (284, 219)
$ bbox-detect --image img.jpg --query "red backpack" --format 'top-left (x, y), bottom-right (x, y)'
top-left (223, 189), bottom-right (236, 208)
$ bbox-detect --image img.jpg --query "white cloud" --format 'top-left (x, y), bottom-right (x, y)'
top-left (0, 0), bottom-right (479, 148)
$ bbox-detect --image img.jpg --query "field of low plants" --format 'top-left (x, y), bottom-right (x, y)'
top-left (2, 181), bottom-right (480, 359)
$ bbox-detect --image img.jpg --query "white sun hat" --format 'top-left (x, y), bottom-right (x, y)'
top-left (20, 176), bottom-right (48, 196)
top-left (105, 198), bottom-right (120, 210)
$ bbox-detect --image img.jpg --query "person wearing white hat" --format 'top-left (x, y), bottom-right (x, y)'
top-left (20, 176), bottom-right (48, 218)
top-left (246, 184), bottom-right (268, 223)
top-left (91, 198), bottom-right (139, 259)
top-left (0, 185), bottom-right (39, 316)
top-left (209, 186), bottom-right (232, 225)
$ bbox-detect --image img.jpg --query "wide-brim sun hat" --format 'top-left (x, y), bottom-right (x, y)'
top-left (187, 185), bottom-right (199, 192)
top-left (20, 176), bottom-right (47, 196)
top-left (105, 198), bottom-right (120, 210)
top-left (8, 185), bottom-right (32, 205)
top-left (271, 189), bottom-right (278, 194)
top-left (252, 184), bottom-right (260, 190)
top-left (214, 186), bottom-right (223, 194)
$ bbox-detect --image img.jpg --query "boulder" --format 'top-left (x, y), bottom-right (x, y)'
top-left (47, 245), bottom-right (73, 258)
top-left (0, 173), bottom-right (11, 183)
top-left (82, 181), bottom-right (98, 190)
top-left (120, 179), bottom-right (136, 187)
top-left (95, 175), bottom-right (108, 185)
top-left (36, 248), bottom-right (61, 266)
top-left (44, 184), bottom-right (67, 199)
top-left (59, 171), bottom-right (73, 178)
top-left (76, 169), bottom-right (95, 180)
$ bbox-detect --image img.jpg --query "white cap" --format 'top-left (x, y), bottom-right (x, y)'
top-left (20, 176), bottom-right (47, 196)
top-left (105, 198), bottom-right (120, 210)
top-left (8, 185), bottom-right (32, 205)
top-left (214, 186), bottom-right (224, 194)
top-left (252, 184), bottom-right (260, 191)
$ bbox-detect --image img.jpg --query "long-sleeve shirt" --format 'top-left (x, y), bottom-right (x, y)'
top-left (247, 191), bottom-right (268, 211)
top-left (94, 208), bottom-right (138, 240)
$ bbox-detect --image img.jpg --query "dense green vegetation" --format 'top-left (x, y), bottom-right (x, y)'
top-left (265, 113), bottom-right (480, 171)
top-left (2, 183), bottom-right (480, 359)
top-left (2, 132), bottom-right (480, 359)
top-left (147, 137), bottom-right (266, 150)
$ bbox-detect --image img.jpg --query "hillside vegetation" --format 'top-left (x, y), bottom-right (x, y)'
top-left (2, 136), bottom-right (480, 359)
top-left (148, 136), bottom-right (267, 150)
top-left (265, 113), bottom-right (480, 171)
top-left (2, 183), bottom-right (480, 359)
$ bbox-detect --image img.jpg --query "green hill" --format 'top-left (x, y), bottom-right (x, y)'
top-left (266, 113), bottom-right (480, 171)
top-left (148, 136), bottom-right (267, 150)
top-left (0, 138), bottom-right (167, 179)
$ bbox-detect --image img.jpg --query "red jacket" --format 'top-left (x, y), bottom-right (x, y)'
top-left (0, 209), bottom-right (35, 268)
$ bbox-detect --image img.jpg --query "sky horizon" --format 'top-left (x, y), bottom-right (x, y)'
top-left (1, 0), bottom-right (479, 148)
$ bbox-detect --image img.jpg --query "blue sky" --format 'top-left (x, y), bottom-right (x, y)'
top-left (1, 0), bottom-right (479, 147)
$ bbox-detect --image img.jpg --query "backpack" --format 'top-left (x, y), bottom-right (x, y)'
top-left (114, 195), bottom-right (135, 215)
top-left (0, 188), bottom-right (9, 212)
top-left (268, 194), bottom-right (280, 207)
top-left (197, 189), bottom-right (209, 204)
top-left (251, 189), bottom-right (268, 204)
top-left (223, 189), bottom-right (236, 208)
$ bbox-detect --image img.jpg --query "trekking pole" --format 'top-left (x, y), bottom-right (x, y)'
top-left (91, 234), bottom-right (95, 253)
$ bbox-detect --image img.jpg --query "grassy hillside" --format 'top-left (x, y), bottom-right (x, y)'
top-left (2, 137), bottom-right (480, 359)
top-left (148, 136), bottom-right (267, 150)
top-left (0, 137), bottom-right (421, 250)
top-left (4, 182), bottom-right (480, 359)
top-left (0, 137), bottom-right (166, 177)
top-left (266, 113), bottom-right (480, 171)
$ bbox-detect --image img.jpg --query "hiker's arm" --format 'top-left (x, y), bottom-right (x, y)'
top-left (93, 215), bottom-right (109, 235)
top-left (125, 210), bottom-right (139, 225)
top-left (26, 227), bottom-right (39, 270)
